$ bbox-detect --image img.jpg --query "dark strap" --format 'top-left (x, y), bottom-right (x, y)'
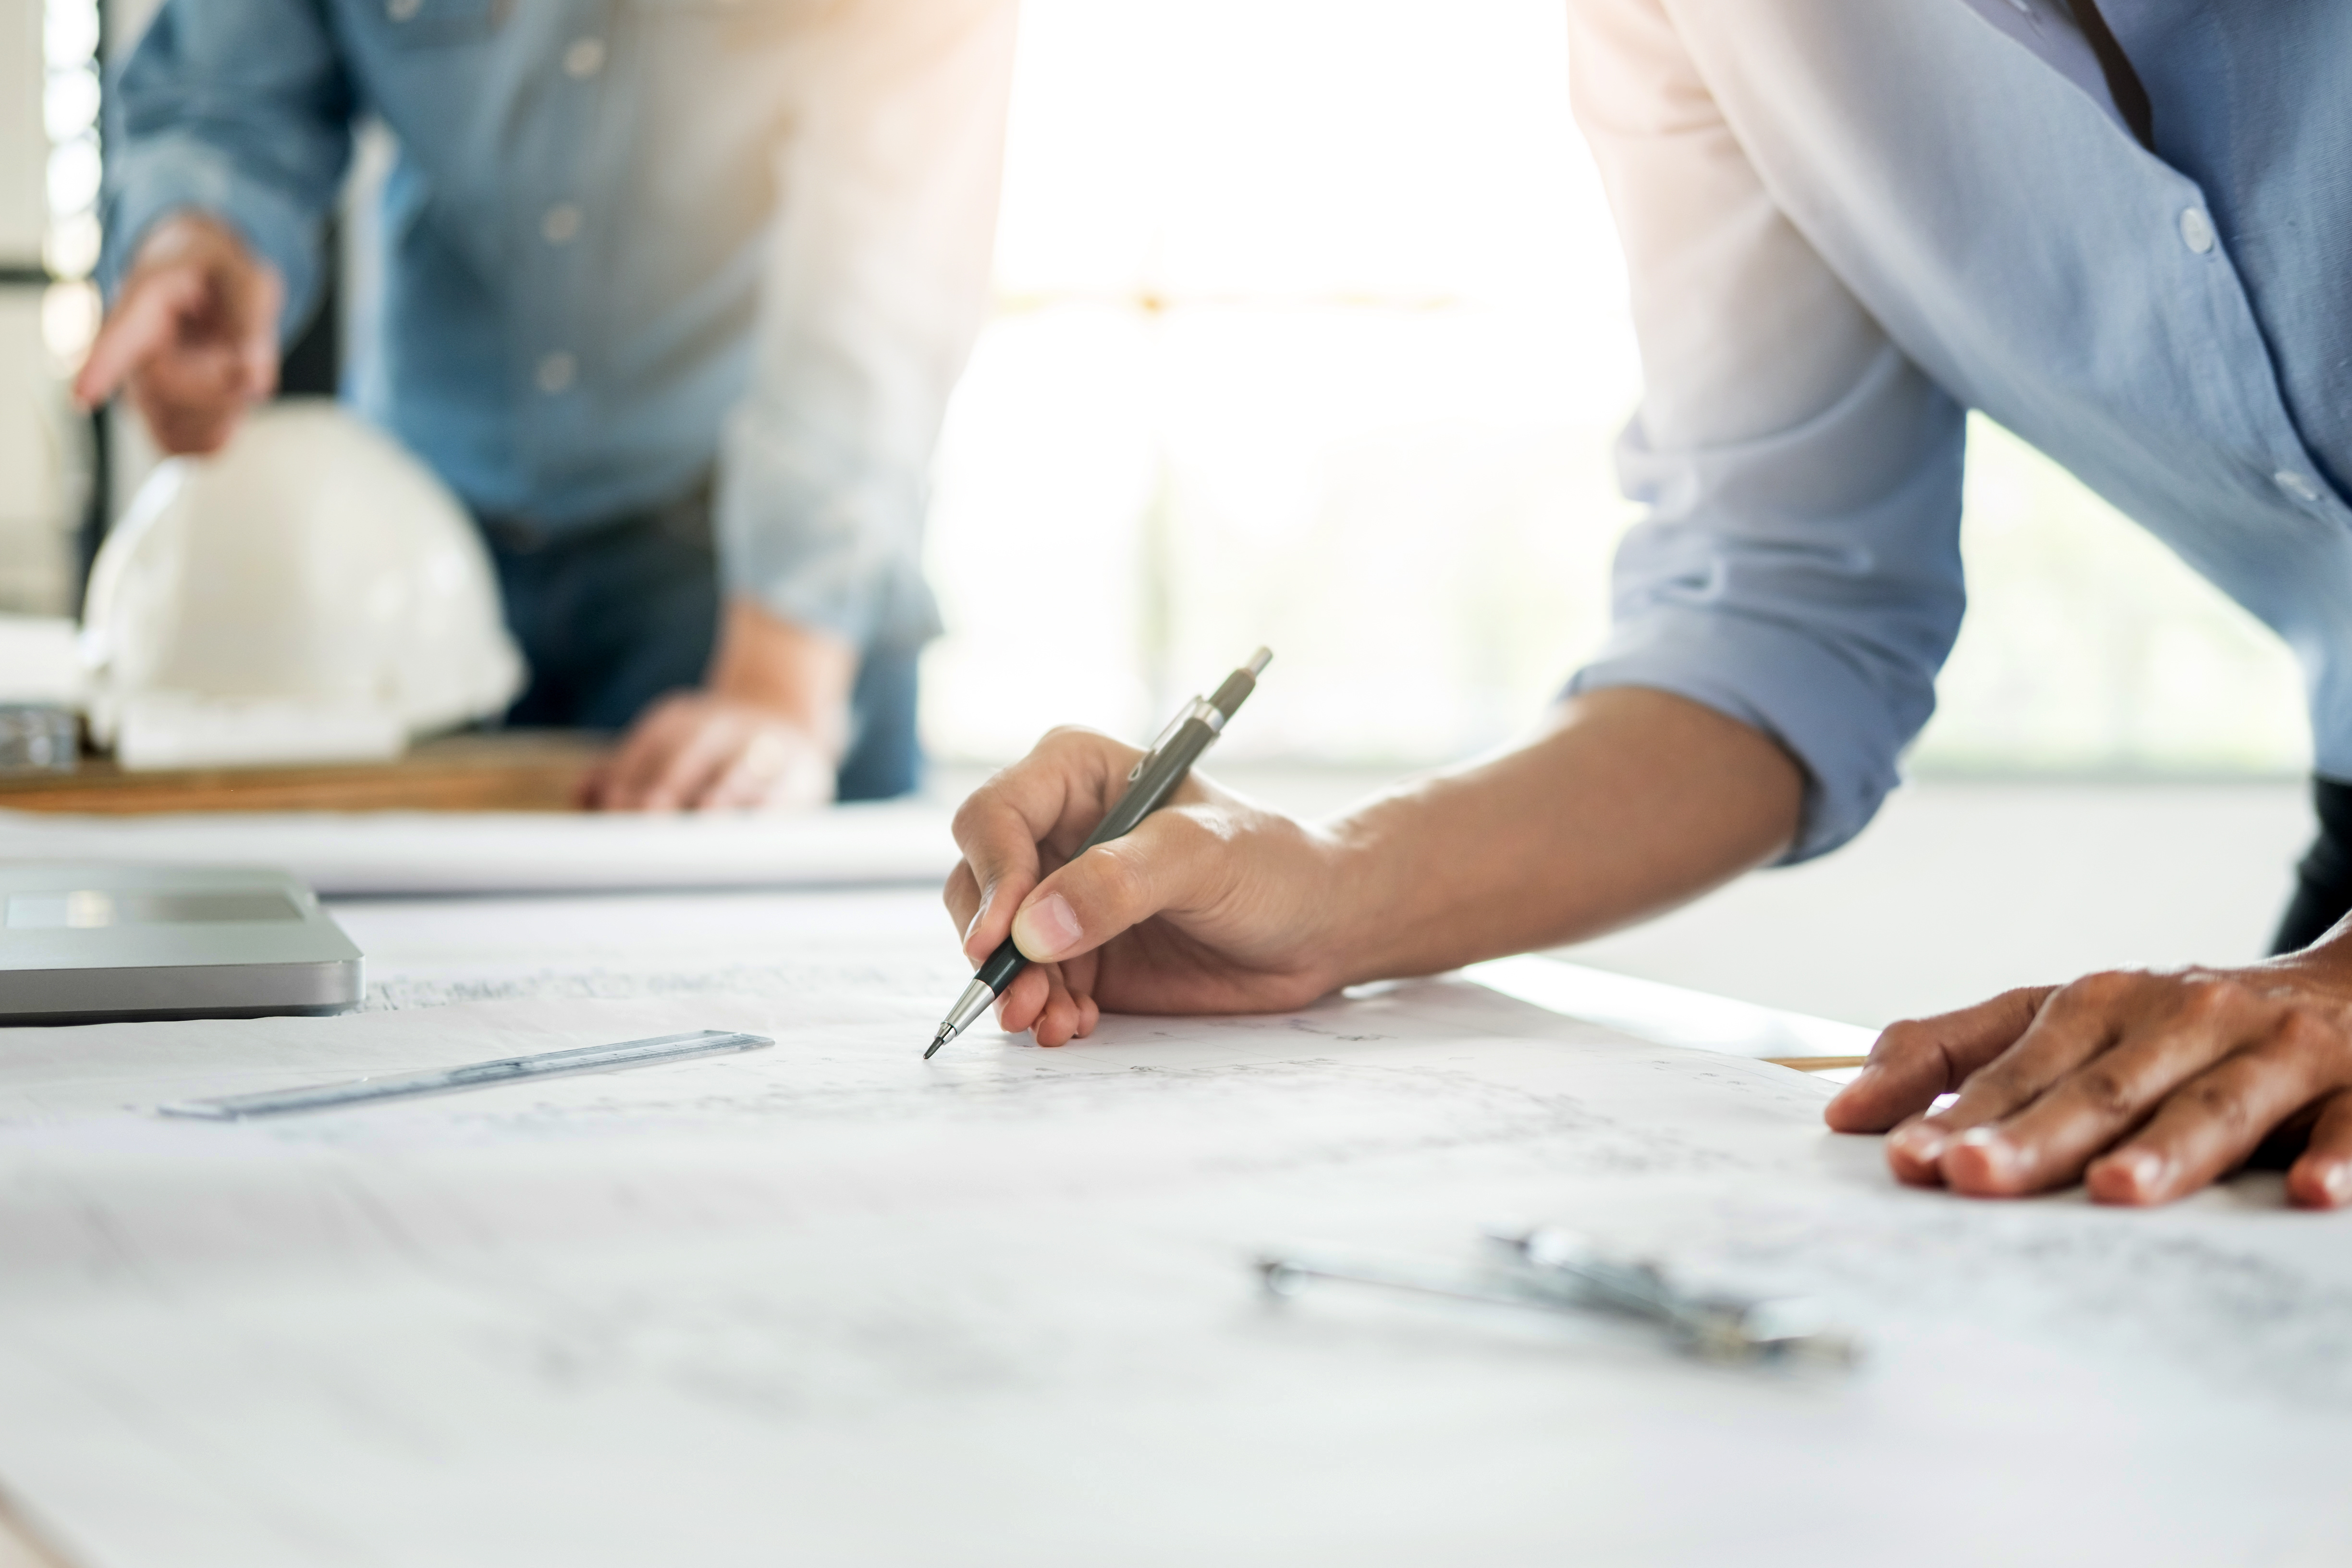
top-left (2271, 778), bottom-right (2352, 955)
top-left (2070, 0), bottom-right (2155, 150)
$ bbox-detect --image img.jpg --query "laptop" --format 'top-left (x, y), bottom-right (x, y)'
top-left (0, 864), bottom-right (363, 1026)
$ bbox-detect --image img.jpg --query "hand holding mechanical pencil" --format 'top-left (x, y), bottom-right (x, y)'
top-left (932, 649), bottom-right (1293, 1053)
top-left (942, 682), bottom-right (1806, 1055)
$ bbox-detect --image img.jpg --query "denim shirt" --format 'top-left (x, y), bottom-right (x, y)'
top-left (1562, 0), bottom-right (2352, 858)
top-left (102, 0), bottom-right (1017, 653)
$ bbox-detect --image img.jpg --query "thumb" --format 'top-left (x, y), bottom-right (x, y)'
top-left (1008, 811), bottom-right (1221, 965)
top-left (1825, 985), bottom-right (2056, 1133)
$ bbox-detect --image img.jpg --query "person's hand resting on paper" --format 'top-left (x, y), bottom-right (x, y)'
top-left (945, 687), bottom-right (2352, 1208)
top-left (1823, 958), bottom-right (2352, 1209)
top-left (74, 213), bottom-right (283, 453)
top-left (580, 598), bottom-right (852, 812)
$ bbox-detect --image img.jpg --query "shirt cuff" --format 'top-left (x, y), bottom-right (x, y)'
top-left (714, 409), bottom-right (943, 655)
top-left (101, 135), bottom-right (323, 340)
top-left (1566, 604), bottom-right (1916, 864)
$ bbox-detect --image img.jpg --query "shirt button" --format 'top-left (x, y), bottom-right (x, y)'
top-left (536, 353), bottom-right (576, 394)
top-left (2179, 207), bottom-right (2216, 254)
top-left (541, 204), bottom-right (583, 245)
top-left (386, 0), bottom-right (421, 18)
top-left (2275, 470), bottom-right (2323, 503)
top-left (563, 37), bottom-right (606, 78)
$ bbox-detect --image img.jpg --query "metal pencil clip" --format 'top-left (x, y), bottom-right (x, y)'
top-left (1258, 1228), bottom-right (1859, 1368)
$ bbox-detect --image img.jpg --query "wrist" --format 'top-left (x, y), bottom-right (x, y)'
top-left (707, 597), bottom-right (857, 761)
top-left (2256, 932), bottom-right (2352, 1004)
top-left (1312, 792), bottom-right (1431, 988)
top-left (132, 211), bottom-right (258, 277)
top-left (706, 670), bottom-right (850, 760)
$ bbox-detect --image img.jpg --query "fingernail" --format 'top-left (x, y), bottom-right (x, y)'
top-left (1888, 1122), bottom-right (1948, 1165)
top-left (962, 886), bottom-right (994, 947)
top-left (1011, 893), bottom-right (1082, 961)
top-left (2322, 1162), bottom-right (2352, 1207)
top-left (2106, 1148), bottom-right (2166, 1198)
top-left (1951, 1126), bottom-right (2018, 1181)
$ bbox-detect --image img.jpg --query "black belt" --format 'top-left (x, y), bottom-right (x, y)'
top-left (477, 471), bottom-right (716, 556)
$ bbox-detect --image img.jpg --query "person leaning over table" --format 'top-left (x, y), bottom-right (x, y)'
top-left (74, 0), bottom-right (1016, 810)
top-left (943, 0), bottom-right (2352, 1208)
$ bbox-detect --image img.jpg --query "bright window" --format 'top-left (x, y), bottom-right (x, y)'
top-left (924, 0), bottom-right (2307, 777)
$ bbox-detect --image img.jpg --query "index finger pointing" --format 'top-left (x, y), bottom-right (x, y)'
top-left (72, 270), bottom-right (203, 409)
top-left (232, 261), bottom-right (285, 398)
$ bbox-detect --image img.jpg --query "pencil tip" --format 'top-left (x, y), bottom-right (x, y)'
top-left (923, 1030), bottom-right (947, 1060)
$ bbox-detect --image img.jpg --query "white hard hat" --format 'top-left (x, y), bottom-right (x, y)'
top-left (82, 400), bottom-right (524, 770)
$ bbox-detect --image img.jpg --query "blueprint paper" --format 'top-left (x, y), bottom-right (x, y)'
top-left (0, 895), bottom-right (2345, 1567)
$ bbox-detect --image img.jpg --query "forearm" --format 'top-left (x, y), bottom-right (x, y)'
top-left (124, 210), bottom-right (262, 278)
top-left (2259, 922), bottom-right (2352, 1002)
top-left (1318, 687), bottom-right (1804, 984)
top-left (717, 0), bottom-right (1013, 651)
top-left (104, 0), bottom-right (354, 332)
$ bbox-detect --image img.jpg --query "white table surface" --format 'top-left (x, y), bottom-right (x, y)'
top-left (0, 882), bottom-right (2343, 1568)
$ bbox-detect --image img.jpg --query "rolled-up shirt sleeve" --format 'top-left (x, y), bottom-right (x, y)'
top-left (716, 0), bottom-right (1017, 654)
top-left (1562, 0), bottom-right (1967, 861)
top-left (100, 0), bottom-right (354, 341)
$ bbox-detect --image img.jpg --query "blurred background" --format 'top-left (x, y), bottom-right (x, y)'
top-left (0, 0), bottom-right (2319, 1023)
top-left (924, 0), bottom-right (2309, 781)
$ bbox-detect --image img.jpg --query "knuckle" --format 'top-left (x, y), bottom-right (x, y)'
top-left (2184, 1078), bottom-right (2252, 1134)
top-left (2273, 1006), bottom-right (2340, 1055)
top-left (2062, 970), bottom-right (2138, 1009)
top-left (2002, 986), bottom-right (2059, 1028)
top-left (2177, 973), bottom-right (2251, 1022)
top-left (2072, 1064), bottom-right (2136, 1117)
top-left (1868, 1019), bottom-right (1933, 1063)
top-left (1965, 1064), bottom-right (2026, 1103)
top-left (1086, 841), bottom-right (1155, 915)
top-left (949, 791), bottom-right (1004, 845)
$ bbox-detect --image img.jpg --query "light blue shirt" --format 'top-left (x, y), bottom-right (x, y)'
top-left (1562, 0), bottom-right (2352, 859)
top-left (102, 0), bottom-right (1017, 652)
